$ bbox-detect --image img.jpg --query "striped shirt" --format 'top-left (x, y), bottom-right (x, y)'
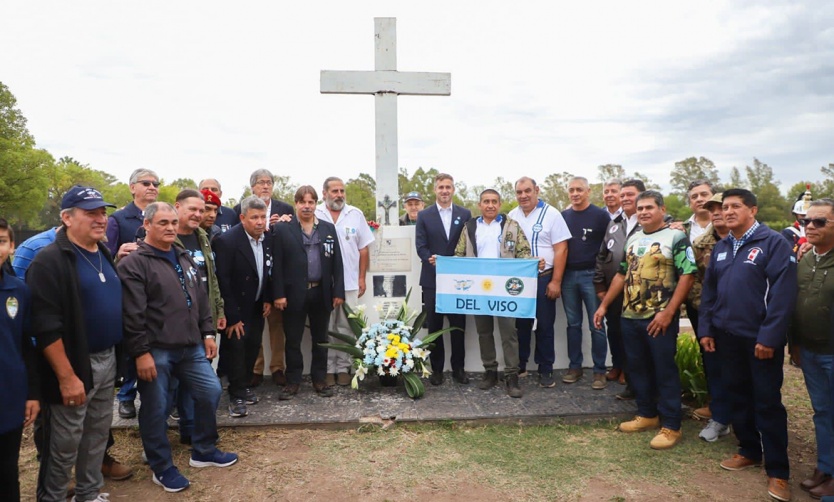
top-left (508, 200), bottom-right (572, 269)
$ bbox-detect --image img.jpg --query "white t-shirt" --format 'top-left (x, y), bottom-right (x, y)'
top-left (475, 216), bottom-right (503, 258)
top-left (508, 200), bottom-right (572, 269)
top-left (315, 203), bottom-right (375, 291)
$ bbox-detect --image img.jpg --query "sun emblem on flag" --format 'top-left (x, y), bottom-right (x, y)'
top-left (482, 279), bottom-right (493, 291)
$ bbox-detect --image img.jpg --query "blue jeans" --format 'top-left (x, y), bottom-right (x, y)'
top-left (516, 274), bottom-right (557, 375)
top-left (621, 317), bottom-right (682, 430)
top-left (137, 344), bottom-right (221, 475)
top-left (801, 348), bottom-right (834, 474)
top-left (562, 268), bottom-right (608, 373)
top-left (117, 363), bottom-right (137, 403)
top-left (166, 379), bottom-right (195, 439)
top-left (717, 331), bottom-right (789, 480)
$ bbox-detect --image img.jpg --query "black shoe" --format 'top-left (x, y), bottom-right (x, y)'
top-left (228, 399), bottom-right (248, 418)
top-left (118, 400), bottom-right (136, 419)
top-left (479, 370), bottom-right (499, 390)
top-left (452, 368), bottom-right (470, 385)
top-left (506, 373), bottom-right (523, 398)
top-left (429, 372), bottom-right (444, 386)
top-left (616, 387), bottom-right (636, 400)
top-left (243, 388), bottom-right (259, 405)
top-left (279, 383), bottom-right (300, 401)
top-left (313, 382), bottom-right (334, 398)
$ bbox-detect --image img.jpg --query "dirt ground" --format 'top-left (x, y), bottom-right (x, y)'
top-left (18, 363), bottom-right (819, 501)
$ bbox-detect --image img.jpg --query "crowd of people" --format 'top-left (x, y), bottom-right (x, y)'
top-left (0, 168), bottom-right (829, 502)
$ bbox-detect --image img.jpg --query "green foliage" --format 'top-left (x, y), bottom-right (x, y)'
top-left (663, 194), bottom-right (689, 221)
top-left (345, 173), bottom-right (375, 219)
top-left (745, 158), bottom-right (790, 223)
top-left (675, 333), bottom-right (707, 407)
top-left (597, 164), bottom-right (626, 183)
top-left (37, 157), bottom-right (120, 228)
top-left (398, 167), bottom-right (440, 205)
top-left (669, 157), bottom-right (721, 196)
top-left (541, 172), bottom-right (572, 210)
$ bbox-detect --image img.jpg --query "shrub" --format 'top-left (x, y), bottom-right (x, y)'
top-left (675, 332), bottom-right (708, 407)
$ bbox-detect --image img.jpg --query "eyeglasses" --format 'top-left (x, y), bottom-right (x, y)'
top-left (254, 180), bottom-right (274, 187)
top-left (800, 218), bottom-right (834, 228)
top-left (137, 180), bottom-right (160, 188)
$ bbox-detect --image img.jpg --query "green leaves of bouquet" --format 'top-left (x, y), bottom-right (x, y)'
top-left (320, 290), bottom-right (456, 398)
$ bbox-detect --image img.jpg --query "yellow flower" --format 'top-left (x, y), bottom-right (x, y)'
top-left (385, 347), bottom-right (399, 358)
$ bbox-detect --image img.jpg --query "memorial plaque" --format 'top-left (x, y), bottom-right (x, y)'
top-left (369, 237), bottom-right (412, 272)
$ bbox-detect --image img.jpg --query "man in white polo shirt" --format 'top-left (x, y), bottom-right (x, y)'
top-left (315, 177), bottom-right (374, 386)
top-left (508, 177), bottom-right (572, 388)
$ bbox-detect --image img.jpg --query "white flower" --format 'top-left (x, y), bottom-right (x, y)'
top-left (405, 359), bottom-right (414, 369)
top-left (377, 366), bottom-right (386, 376)
top-left (411, 347), bottom-right (429, 360)
top-left (421, 366), bottom-right (431, 378)
top-left (389, 366), bottom-right (400, 376)
top-left (355, 365), bottom-right (368, 381)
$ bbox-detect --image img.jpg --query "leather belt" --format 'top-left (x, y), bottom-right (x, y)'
top-left (307, 281), bottom-right (321, 289)
top-left (539, 268), bottom-right (553, 277)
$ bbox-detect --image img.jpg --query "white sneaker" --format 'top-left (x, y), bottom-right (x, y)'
top-left (72, 494), bottom-right (110, 502)
top-left (698, 419), bottom-right (730, 442)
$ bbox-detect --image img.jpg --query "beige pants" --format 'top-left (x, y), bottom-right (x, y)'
top-left (253, 309), bottom-right (286, 375)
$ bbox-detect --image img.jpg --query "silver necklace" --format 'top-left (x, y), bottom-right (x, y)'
top-left (71, 243), bottom-right (106, 283)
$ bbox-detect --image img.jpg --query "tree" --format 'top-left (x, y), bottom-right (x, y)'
top-left (271, 174), bottom-right (298, 203)
top-left (728, 167), bottom-right (746, 189)
top-left (631, 171), bottom-right (661, 191)
top-left (744, 158), bottom-right (790, 224)
top-left (0, 82), bottom-right (51, 225)
top-left (168, 178), bottom-right (198, 191)
top-left (345, 173), bottom-right (376, 219)
top-left (37, 157), bottom-right (121, 228)
top-left (541, 172), bottom-right (573, 210)
top-left (597, 164), bottom-right (626, 184)
top-left (399, 167), bottom-right (440, 205)
top-left (669, 157), bottom-right (721, 196)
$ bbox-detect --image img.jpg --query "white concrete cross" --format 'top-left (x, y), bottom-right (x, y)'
top-left (321, 17), bottom-right (451, 226)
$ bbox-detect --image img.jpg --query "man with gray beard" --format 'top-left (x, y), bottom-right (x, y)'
top-left (315, 177), bottom-right (374, 386)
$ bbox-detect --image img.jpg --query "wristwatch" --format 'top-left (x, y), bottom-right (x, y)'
top-left (204, 334), bottom-right (216, 340)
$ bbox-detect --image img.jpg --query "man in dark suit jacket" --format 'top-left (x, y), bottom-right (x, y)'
top-left (232, 169), bottom-right (294, 388)
top-left (213, 196), bottom-right (272, 418)
top-left (415, 173), bottom-right (472, 385)
top-left (272, 186), bottom-right (345, 400)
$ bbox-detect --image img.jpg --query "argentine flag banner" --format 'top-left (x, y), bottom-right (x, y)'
top-left (435, 256), bottom-right (538, 319)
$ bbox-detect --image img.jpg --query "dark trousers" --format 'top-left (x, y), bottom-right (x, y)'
top-left (422, 288), bottom-right (466, 373)
top-left (516, 274), bottom-right (557, 374)
top-left (718, 330), bottom-right (789, 479)
top-left (284, 286), bottom-right (331, 385)
top-left (621, 316), bottom-right (682, 430)
top-left (221, 304), bottom-right (265, 400)
top-left (605, 294), bottom-right (625, 370)
top-left (687, 304), bottom-right (730, 424)
top-left (0, 426), bottom-right (22, 502)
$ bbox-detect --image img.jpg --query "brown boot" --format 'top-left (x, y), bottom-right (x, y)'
top-left (101, 453), bottom-right (133, 480)
top-left (810, 477), bottom-right (834, 499)
top-left (801, 468), bottom-right (831, 492)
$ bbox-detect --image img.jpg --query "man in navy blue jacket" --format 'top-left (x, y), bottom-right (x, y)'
top-left (415, 173), bottom-right (472, 385)
top-left (699, 188), bottom-right (796, 502)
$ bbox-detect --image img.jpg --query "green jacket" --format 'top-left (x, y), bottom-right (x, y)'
top-left (688, 224), bottom-right (723, 310)
top-left (454, 214), bottom-right (532, 259)
top-left (789, 250), bottom-right (834, 354)
top-left (175, 228), bottom-right (225, 330)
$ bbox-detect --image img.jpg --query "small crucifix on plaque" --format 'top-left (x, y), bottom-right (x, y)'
top-left (377, 195), bottom-right (397, 226)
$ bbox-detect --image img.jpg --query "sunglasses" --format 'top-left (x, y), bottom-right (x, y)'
top-left (799, 218), bottom-right (834, 228)
top-left (137, 180), bottom-right (160, 188)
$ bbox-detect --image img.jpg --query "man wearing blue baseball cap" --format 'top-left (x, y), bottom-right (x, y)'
top-left (399, 191), bottom-right (424, 226)
top-left (28, 185), bottom-right (125, 501)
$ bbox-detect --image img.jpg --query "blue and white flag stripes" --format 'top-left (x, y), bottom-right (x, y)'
top-left (435, 256), bottom-right (538, 319)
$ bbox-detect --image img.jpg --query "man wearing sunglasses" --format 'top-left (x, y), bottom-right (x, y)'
top-left (789, 199), bottom-right (834, 498)
top-left (106, 168), bottom-right (160, 422)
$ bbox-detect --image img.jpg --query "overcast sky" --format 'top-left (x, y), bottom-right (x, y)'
top-left (1, 1), bottom-right (832, 201)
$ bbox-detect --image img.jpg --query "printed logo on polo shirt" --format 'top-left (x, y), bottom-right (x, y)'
top-left (609, 224), bottom-right (619, 234)
top-left (532, 223), bottom-right (543, 232)
top-left (5, 296), bottom-right (18, 319)
top-left (744, 247), bottom-right (763, 265)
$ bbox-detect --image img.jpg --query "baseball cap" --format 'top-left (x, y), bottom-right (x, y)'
top-left (201, 189), bottom-right (222, 207)
top-left (703, 192), bottom-right (723, 210)
top-left (404, 191), bottom-right (423, 202)
top-left (61, 185), bottom-right (116, 211)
